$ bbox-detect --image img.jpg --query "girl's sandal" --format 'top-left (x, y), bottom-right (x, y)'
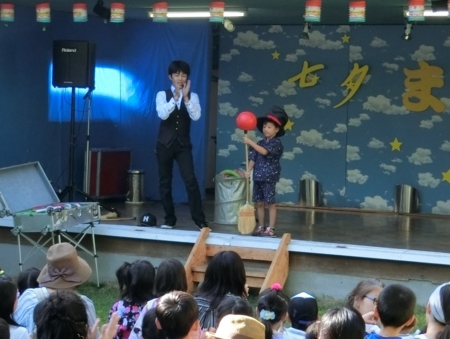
top-left (252, 225), bottom-right (265, 236)
top-left (262, 227), bottom-right (277, 238)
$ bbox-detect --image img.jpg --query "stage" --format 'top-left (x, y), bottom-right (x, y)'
top-left (0, 197), bottom-right (449, 303)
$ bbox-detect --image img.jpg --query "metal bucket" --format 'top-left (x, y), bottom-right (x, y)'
top-left (299, 179), bottom-right (323, 207)
top-left (394, 184), bottom-right (419, 214)
top-left (126, 170), bottom-right (145, 204)
top-left (214, 175), bottom-right (246, 225)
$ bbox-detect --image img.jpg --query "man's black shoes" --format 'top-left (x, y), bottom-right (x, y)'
top-left (196, 222), bottom-right (210, 231)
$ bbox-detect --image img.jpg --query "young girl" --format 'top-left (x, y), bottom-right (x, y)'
top-left (243, 106), bottom-right (288, 238)
top-left (0, 276), bottom-right (28, 339)
top-left (129, 258), bottom-right (188, 339)
top-left (318, 307), bottom-right (365, 339)
top-left (194, 251), bottom-right (248, 330)
top-left (108, 260), bottom-right (156, 339)
top-left (257, 283), bottom-right (290, 339)
top-left (415, 282), bottom-right (450, 339)
top-left (17, 267), bottom-right (40, 296)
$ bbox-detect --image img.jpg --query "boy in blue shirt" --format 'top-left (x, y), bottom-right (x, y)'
top-left (366, 284), bottom-right (416, 339)
top-left (243, 106), bottom-right (288, 238)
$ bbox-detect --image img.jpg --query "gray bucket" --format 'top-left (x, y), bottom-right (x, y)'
top-left (126, 170), bottom-right (145, 204)
top-left (394, 184), bottom-right (419, 214)
top-left (299, 179), bottom-right (323, 207)
top-left (214, 175), bottom-right (246, 225)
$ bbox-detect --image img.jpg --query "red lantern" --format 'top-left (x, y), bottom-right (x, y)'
top-left (236, 111), bottom-right (257, 131)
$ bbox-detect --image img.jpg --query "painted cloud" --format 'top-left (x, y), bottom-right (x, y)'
top-left (408, 148), bottom-right (433, 165)
top-left (234, 31), bottom-right (276, 49)
top-left (360, 196), bottom-right (392, 211)
top-left (418, 172), bottom-right (440, 188)
top-left (363, 95), bottom-right (409, 115)
top-left (297, 129), bottom-right (341, 149)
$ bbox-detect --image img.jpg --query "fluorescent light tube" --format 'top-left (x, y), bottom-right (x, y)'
top-left (149, 10), bottom-right (245, 18)
top-left (406, 10), bottom-right (448, 17)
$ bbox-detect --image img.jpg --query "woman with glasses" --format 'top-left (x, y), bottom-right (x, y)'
top-left (345, 278), bottom-right (385, 334)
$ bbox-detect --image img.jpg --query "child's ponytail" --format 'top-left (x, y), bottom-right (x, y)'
top-left (257, 283), bottom-right (289, 339)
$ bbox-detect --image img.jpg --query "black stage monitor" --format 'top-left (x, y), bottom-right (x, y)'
top-left (52, 40), bottom-right (96, 88)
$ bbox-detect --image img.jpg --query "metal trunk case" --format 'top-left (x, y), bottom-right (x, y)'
top-left (0, 162), bottom-right (100, 234)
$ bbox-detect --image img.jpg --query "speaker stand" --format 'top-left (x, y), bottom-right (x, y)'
top-left (58, 87), bottom-right (118, 216)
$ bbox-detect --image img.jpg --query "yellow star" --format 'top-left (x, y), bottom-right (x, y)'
top-left (390, 138), bottom-right (402, 151)
top-left (311, 74), bottom-right (320, 83)
top-left (442, 169), bottom-right (450, 183)
top-left (271, 50), bottom-right (280, 59)
top-left (284, 119), bottom-right (294, 131)
top-left (341, 34), bottom-right (350, 43)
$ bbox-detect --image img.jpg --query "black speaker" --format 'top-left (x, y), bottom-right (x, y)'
top-left (52, 40), bottom-right (96, 88)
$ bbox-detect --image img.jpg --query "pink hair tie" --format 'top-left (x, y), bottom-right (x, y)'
top-left (271, 282), bottom-right (282, 291)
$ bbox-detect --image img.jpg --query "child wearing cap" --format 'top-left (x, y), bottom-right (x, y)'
top-left (284, 292), bottom-right (318, 339)
top-left (243, 106), bottom-right (288, 238)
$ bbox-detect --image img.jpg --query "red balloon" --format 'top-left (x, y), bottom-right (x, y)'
top-left (236, 111), bottom-right (257, 131)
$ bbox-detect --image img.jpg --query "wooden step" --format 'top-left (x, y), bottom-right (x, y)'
top-left (184, 228), bottom-right (291, 293)
top-left (191, 264), bottom-right (268, 288)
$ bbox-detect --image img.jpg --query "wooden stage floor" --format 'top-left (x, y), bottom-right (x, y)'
top-left (100, 198), bottom-right (450, 254)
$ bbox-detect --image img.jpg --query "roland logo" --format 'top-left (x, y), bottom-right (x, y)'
top-left (61, 48), bottom-right (77, 52)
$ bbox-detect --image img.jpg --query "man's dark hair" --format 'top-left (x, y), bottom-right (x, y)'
top-left (168, 60), bottom-right (190, 77)
top-left (156, 291), bottom-right (198, 339)
top-left (377, 284), bottom-right (416, 328)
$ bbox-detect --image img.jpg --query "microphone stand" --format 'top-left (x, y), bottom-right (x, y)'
top-left (59, 87), bottom-right (118, 216)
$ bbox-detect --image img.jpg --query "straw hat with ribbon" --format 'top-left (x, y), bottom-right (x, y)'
top-left (37, 242), bottom-right (92, 289)
top-left (206, 314), bottom-right (265, 339)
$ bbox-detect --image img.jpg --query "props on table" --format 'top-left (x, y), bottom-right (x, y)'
top-left (236, 111), bottom-right (257, 131)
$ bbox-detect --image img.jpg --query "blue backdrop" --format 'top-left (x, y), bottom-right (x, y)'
top-left (216, 24), bottom-right (450, 215)
top-left (0, 6), bottom-right (211, 203)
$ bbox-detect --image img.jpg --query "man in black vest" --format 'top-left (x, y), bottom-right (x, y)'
top-left (155, 60), bottom-right (209, 230)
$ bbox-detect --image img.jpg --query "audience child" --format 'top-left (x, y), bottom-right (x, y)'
top-left (141, 309), bottom-right (165, 339)
top-left (35, 290), bottom-right (120, 339)
top-left (130, 259), bottom-right (187, 339)
top-left (0, 277), bottom-right (28, 339)
top-left (14, 242), bottom-right (97, 334)
top-left (17, 267), bottom-right (40, 296)
top-left (194, 251), bottom-right (248, 330)
top-left (284, 292), bottom-right (319, 339)
top-left (318, 307), bottom-right (365, 339)
top-left (257, 283), bottom-right (290, 339)
top-left (155, 291), bottom-right (199, 339)
top-left (367, 284), bottom-right (416, 339)
top-left (415, 282), bottom-right (450, 339)
top-left (305, 322), bottom-right (320, 339)
top-left (0, 319), bottom-right (9, 339)
top-left (35, 290), bottom-right (89, 339)
top-left (109, 260), bottom-right (156, 339)
top-left (216, 296), bottom-right (254, 325)
top-left (345, 278), bottom-right (385, 333)
top-left (206, 314), bottom-right (266, 339)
